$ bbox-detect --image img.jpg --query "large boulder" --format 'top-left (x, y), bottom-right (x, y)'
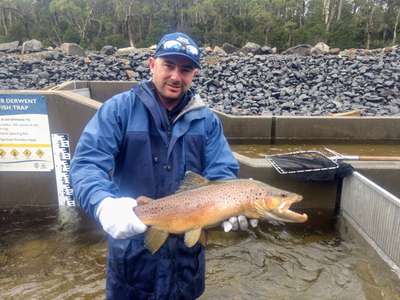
top-left (260, 46), bottom-right (273, 54)
top-left (21, 39), bottom-right (42, 53)
top-left (282, 44), bottom-right (312, 56)
top-left (339, 48), bottom-right (363, 58)
top-left (313, 42), bottom-right (330, 54)
top-left (0, 41), bottom-right (19, 52)
top-left (213, 46), bottom-right (226, 55)
top-left (101, 45), bottom-right (117, 55)
top-left (61, 43), bottom-right (86, 56)
top-left (329, 48), bottom-right (341, 55)
top-left (241, 42), bottom-right (262, 54)
top-left (115, 46), bottom-right (135, 56)
top-left (222, 42), bottom-right (238, 54)
top-left (383, 46), bottom-right (395, 54)
top-left (310, 47), bottom-right (323, 56)
top-left (203, 46), bottom-right (213, 54)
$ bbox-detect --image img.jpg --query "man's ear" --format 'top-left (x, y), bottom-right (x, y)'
top-left (193, 68), bottom-right (199, 76)
top-left (148, 57), bottom-right (155, 73)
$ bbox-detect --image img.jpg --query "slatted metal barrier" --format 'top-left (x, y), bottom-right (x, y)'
top-left (341, 171), bottom-right (400, 277)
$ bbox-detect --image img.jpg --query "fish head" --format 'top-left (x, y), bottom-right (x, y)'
top-left (252, 184), bottom-right (308, 223)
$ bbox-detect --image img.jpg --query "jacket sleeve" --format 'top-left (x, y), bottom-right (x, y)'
top-left (203, 112), bottom-right (239, 180)
top-left (70, 95), bottom-right (127, 220)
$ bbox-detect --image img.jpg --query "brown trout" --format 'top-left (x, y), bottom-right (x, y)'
top-left (134, 172), bottom-right (307, 254)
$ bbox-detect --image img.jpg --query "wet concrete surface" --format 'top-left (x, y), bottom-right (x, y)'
top-left (0, 207), bottom-right (399, 300)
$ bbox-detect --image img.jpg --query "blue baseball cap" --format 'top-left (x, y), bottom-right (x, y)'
top-left (155, 32), bottom-right (201, 68)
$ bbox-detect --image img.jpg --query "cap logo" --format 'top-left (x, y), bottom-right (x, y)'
top-left (176, 36), bottom-right (190, 44)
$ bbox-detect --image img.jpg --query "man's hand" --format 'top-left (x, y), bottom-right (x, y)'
top-left (222, 215), bottom-right (259, 232)
top-left (96, 197), bottom-right (147, 239)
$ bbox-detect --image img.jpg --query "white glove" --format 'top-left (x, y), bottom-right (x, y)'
top-left (222, 215), bottom-right (259, 232)
top-left (96, 197), bottom-right (147, 239)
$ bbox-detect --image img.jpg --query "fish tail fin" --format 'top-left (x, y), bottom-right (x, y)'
top-left (145, 227), bottom-right (169, 254)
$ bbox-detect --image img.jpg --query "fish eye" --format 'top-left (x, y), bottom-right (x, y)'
top-left (281, 193), bottom-right (287, 198)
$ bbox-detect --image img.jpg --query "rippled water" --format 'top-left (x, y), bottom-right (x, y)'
top-left (0, 207), bottom-right (399, 300)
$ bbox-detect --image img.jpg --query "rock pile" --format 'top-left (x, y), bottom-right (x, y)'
top-left (0, 45), bottom-right (399, 116)
top-left (195, 49), bottom-right (400, 116)
top-left (0, 53), bottom-right (133, 90)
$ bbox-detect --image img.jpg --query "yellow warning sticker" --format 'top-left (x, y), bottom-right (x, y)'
top-left (36, 149), bottom-right (44, 158)
top-left (10, 149), bottom-right (19, 158)
top-left (23, 149), bottom-right (32, 158)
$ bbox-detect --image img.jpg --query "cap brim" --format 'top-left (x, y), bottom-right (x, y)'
top-left (155, 52), bottom-right (201, 69)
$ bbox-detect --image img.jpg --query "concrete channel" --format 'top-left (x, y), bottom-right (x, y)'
top-left (1, 80), bottom-right (400, 279)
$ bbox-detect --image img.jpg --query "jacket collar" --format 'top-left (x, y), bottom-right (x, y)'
top-left (173, 93), bottom-right (206, 123)
top-left (133, 80), bottom-right (207, 125)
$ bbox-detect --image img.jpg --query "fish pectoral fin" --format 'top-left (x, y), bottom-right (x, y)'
top-left (145, 227), bottom-right (169, 254)
top-left (254, 201), bottom-right (265, 217)
top-left (136, 196), bottom-right (154, 205)
top-left (184, 228), bottom-right (203, 248)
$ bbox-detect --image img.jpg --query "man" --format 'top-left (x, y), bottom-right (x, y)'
top-left (70, 32), bottom-right (254, 299)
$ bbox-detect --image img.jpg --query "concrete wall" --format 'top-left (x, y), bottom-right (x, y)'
top-left (274, 116), bottom-right (400, 142)
top-left (221, 115), bottom-right (400, 142)
top-left (0, 90), bottom-right (99, 208)
top-left (54, 80), bottom-right (136, 103)
top-left (215, 111), bottom-right (272, 143)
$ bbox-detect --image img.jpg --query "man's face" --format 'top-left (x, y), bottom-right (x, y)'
top-left (149, 56), bottom-right (198, 102)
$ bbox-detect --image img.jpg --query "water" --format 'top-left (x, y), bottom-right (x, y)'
top-left (0, 207), bottom-right (399, 300)
top-left (231, 142), bottom-right (400, 159)
top-left (0, 208), bottom-right (106, 299)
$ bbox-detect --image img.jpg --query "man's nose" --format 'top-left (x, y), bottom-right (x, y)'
top-left (170, 67), bottom-right (182, 81)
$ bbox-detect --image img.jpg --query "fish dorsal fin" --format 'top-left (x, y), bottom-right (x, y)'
top-left (145, 227), bottom-right (169, 254)
top-left (176, 171), bottom-right (210, 193)
top-left (184, 228), bottom-right (203, 248)
top-left (136, 196), bottom-right (154, 206)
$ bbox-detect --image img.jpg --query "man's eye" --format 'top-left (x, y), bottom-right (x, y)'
top-left (164, 64), bottom-right (174, 69)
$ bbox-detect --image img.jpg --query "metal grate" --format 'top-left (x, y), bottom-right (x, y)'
top-left (341, 171), bottom-right (400, 275)
top-left (266, 151), bottom-right (339, 174)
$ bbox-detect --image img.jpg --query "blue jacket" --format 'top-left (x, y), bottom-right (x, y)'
top-left (70, 81), bottom-right (239, 299)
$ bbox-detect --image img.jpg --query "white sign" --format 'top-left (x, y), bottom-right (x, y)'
top-left (0, 95), bottom-right (53, 172)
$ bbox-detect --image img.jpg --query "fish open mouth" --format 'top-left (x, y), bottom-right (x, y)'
top-left (276, 195), bottom-right (308, 223)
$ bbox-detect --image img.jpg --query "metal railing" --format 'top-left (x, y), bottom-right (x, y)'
top-left (341, 171), bottom-right (400, 276)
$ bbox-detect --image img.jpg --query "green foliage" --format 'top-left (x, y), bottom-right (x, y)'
top-left (92, 34), bottom-right (129, 50)
top-left (62, 27), bottom-right (80, 44)
top-left (6, 23), bottom-right (30, 42)
top-left (0, 0), bottom-right (399, 50)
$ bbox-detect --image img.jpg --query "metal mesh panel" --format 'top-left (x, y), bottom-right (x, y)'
top-left (266, 151), bottom-right (339, 174)
top-left (341, 172), bottom-right (400, 272)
